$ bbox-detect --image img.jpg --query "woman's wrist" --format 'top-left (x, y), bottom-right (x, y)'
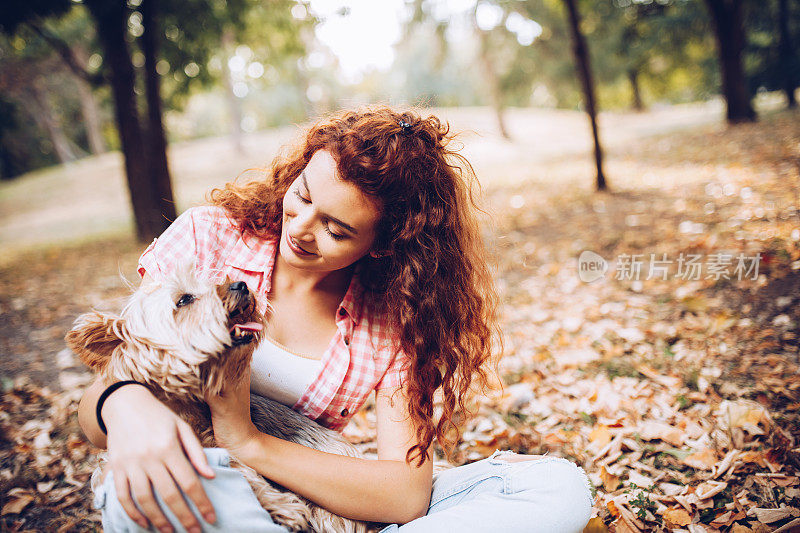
top-left (100, 382), bottom-right (152, 433)
top-left (230, 429), bottom-right (271, 467)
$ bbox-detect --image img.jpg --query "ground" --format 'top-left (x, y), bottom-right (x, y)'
top-left (1, 102), bottom-right (798, 532)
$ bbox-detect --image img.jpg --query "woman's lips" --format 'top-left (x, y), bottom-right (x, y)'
top-left (287, 234), bottom-right (316, 256)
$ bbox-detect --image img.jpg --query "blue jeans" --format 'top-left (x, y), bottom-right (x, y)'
top-left (94, 448), bottom-right (593, 532)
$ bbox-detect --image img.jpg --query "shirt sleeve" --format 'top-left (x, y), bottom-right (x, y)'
top-left (375, 346), bottom-right (411, 392)
top-left (137, 206), bottom-right (221, 280)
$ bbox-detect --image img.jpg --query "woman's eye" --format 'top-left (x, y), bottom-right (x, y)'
top-left (325, 226), bottom-right (347, 241)
top-left (294, 188), bottom-right (311, 203)
top-left (176, 294), bottom-right (195, 308)
top-left (293, 187), bottom-right (346, 240)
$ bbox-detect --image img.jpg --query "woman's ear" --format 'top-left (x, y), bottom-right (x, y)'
top-left (65, 311), bottom-right (126, 372)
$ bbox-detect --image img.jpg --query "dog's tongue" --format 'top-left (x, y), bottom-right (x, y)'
top-left (230, 322), bottom-right (263, 333)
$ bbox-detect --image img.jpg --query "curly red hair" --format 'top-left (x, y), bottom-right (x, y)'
top-left (210, 105), bottom-right (503, 466)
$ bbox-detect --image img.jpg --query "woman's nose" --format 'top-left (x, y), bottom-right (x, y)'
top-left (289, 205), bottom-right (316, 240)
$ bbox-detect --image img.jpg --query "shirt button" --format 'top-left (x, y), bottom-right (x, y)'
top-left (340, 408), bottom-right (349, 417)
top-left (344, 336), bottom-right (350, 345)
top-left (338, 308), bottom-right (346, 316)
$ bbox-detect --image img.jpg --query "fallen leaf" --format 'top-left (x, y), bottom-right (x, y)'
top-left (626, 470), bottom-right (653, 488)
top-left (695, 480), bottom-right (727, 500)
top-left (582, 516), bottom-right (608, 532)
top-left (663, 507), bottom-right (693, 526)
top-left (600, 466), bottom-right (621, 492)
top-left (751, 505), bottom-right (792, 523)
top-left (589, 425), bottom-right (612, 448)
top-left (639, 421), bottom-right (684, 447)
top-left (682, 448), bottom-right (718, 470)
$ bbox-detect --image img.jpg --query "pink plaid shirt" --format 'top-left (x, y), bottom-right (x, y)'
top-left (137, 206), bottom-right (409, 431)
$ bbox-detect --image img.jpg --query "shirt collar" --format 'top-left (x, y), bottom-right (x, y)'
top-left (338, 265), bottom-right (365, 326)
top-left (226, 232), bottom-right (365, 325)
top-left (225, 232), bottom-right (280, 286)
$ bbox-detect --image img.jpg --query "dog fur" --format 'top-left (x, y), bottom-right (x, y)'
top-left (66, 263), bottom-right (372, 533)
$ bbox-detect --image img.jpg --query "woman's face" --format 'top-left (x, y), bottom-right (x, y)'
top-left (280, 149), bottom-right (382, 273)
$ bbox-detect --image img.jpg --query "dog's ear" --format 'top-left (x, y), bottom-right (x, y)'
top-left (65, 311), bottom-right (126, 371)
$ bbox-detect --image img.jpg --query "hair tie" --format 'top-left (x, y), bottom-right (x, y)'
top-left (398, 119), bottom-right (412, 135)
top-left (96, 380), bottom-right (147, 434)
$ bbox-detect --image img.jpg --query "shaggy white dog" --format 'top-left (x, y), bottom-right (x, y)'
top-left (67, 265), bottom-right (371, 533)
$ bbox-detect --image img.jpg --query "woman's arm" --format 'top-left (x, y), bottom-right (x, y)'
top-left (210, 373), bottom-right (432, 525)
top-left (76, 273), bottom-right (218, 533)
top-left (77, 374), bottom-right (113, 448)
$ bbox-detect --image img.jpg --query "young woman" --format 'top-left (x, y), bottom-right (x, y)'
top-left (78, 106), bottom-right (592, 532)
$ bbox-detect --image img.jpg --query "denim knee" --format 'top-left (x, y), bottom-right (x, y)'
top-left (93, 448), bottom-right (288, 533)
top-left (508, 457), bottom-right (593, 531)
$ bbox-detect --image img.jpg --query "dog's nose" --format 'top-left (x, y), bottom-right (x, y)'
top-left (229, 281), bottom-right (249, 294)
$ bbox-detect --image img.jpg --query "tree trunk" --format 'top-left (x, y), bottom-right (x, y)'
top-left (141, 0), bottom-right (177, 223)
top-left (221, 29), bottom-right (245, 154)
top-left (704, 0), bottom-right (756, 123)
top-left (86, 0), bottom-right (168, 241)
top-left (72, 45), bottom-right (107, 154)
top-left (75, 78), bottom-right (106, 154)
top-left (476, 27), bottom-right (511, 141)
top-left (628, 69), bottom-right (644, 112)
top-left (29, 82), bottom-right (76, 164)
top-left (778, 0), bottom-right (797, 108)
top-left (563, 0), bottom-right (607, 191)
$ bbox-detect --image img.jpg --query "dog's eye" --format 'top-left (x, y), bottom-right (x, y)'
top-left (176, 294), bottom-right (195, 308)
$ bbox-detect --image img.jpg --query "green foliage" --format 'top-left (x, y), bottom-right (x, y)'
top-left (625, 483), bottom-right (660, 522)
top-left (0, 95), bottom-right (55, 179)
top-left (0, 0), bottom-right (315, 175)
top-left (0, 14), bottom-right (105, 177)
top-left (0, 0), bottom-right (72, 35)
top-left (745, 0), bottom-right (800, 97)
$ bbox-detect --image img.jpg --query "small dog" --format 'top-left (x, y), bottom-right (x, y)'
top-left (66, 264), bottom-right (372, 533)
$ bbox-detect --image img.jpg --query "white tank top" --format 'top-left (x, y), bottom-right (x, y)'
top-left (250, 336), bottom-right (323, 407)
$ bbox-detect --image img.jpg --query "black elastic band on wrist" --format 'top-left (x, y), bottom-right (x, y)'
top-left (96, 380), bottom-right (145, 435)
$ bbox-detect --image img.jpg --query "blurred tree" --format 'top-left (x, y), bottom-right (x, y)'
top-left (28, 7), bottom-right (107, 155)
top-left (563, 0), bottom-right (606, 191)
top-left (224, 1), bottom-right (315, 142)
top-left (1, 0), bottom-right (175, 238)
top-left (746, 0), bottom-right (799, 109)
top-left (0, 45), bottom-right (76, 164)
top-left (82, 0), bottom-right (176, 240)
top-left (472, 2), bottom-right (513, 139)
top-left (565, 0), bottom-right (719, 111)
top-left (776, 0), bottom-right (798, 107)
top-left (0, 11), bottom-right (106, 175)
top-left (0, 95), bottom-right (55, 179)
top-left (703, 0), bottom-right (756, 122)
top-left (1, 0), bottom-right (312, 240)
top-left (402, 0), bottom-right (523, 138)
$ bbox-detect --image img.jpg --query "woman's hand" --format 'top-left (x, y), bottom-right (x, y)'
top-left (103, 384), bottom-right (217, 533)
top-left (206, 366), bottom-right (260, 460)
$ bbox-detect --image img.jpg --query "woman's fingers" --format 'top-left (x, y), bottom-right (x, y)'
top-left (127, 468), bottom-right (174, 533)
top-left (170, 429), bottom-right (217, 525)
top-left (141, 462), bottom-right (202, 533)
top-left (112, 470), bottom-right (149, 529)
top-left (177, 422), bottom-right (216, 479)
